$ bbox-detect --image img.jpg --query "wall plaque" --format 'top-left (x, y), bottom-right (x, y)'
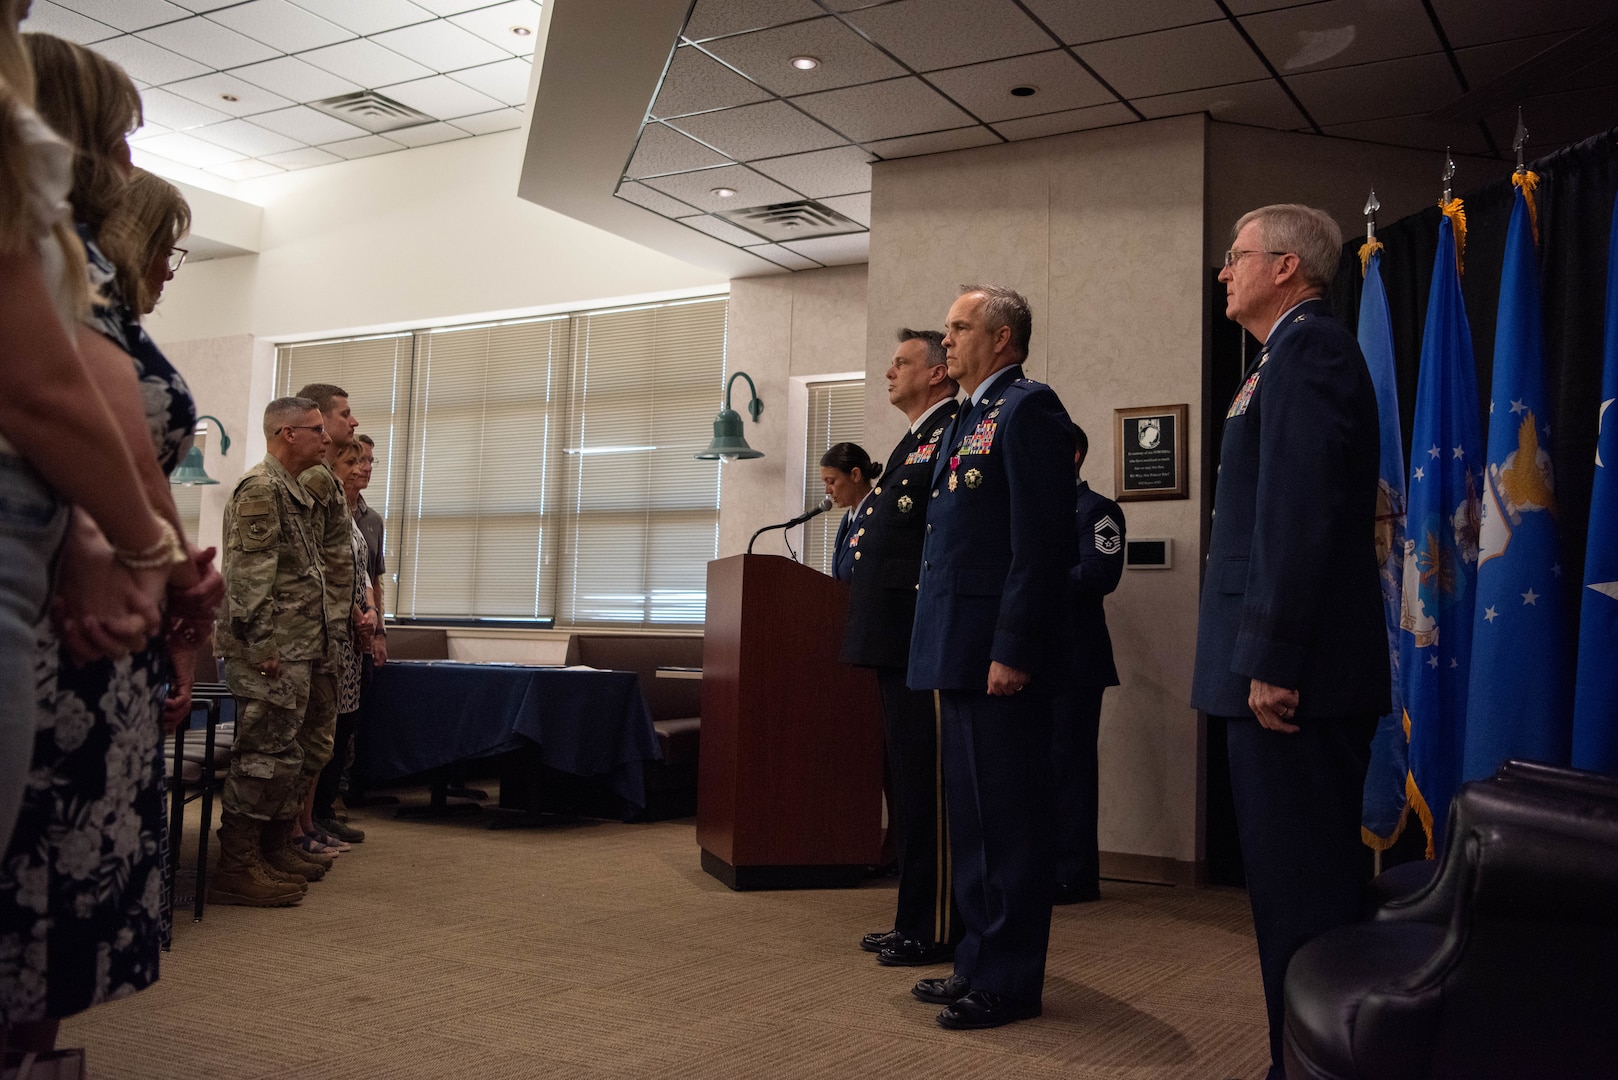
top-left (1115, 404), bottom-right (1188, 502)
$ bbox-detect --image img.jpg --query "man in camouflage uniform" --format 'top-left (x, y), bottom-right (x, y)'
top-left (212, 397), bottom-right (334, 907)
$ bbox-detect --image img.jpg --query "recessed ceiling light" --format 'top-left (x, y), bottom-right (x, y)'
top-left (511, 25), bottom-right (532, 37)
top-left (711, 187), bottom-right (737, 198)
top-left (1010, 85), bottom-right (1038, 97)
top-left (221, 93), bottom-right (240, 102)
top-left (790, 56), bottom-right (820, 70)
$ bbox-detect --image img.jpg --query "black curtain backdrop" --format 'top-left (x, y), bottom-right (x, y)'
top-left (1326, 126), bottom-right (1618, 637)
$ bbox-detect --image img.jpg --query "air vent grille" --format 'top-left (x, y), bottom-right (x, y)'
top-left (309, 91), bottom-right (434, 134)
top-left (716, 200), bottom-right (864, 243)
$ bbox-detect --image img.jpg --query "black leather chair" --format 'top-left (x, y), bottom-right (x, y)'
top-left (1283, 762), bottom-right (1618, 1079)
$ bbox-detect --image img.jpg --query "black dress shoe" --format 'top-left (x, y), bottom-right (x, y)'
top-left (1054, 882), bottom-right (1101, 905)
top-left (911, 973), bottom-right (971, 1004)
top-left (860, 928), bottom-right (904, 953)
top-left (877, 939), bottom-right (955, 967)
top-left (936, 989), bottom-right (1041, 1030)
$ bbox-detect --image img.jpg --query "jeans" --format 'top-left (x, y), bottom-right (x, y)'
top-left (0, 452), bottom-right (67, 849)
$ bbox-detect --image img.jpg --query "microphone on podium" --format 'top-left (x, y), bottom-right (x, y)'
top-left (748, 496), bottom-right (834, 554)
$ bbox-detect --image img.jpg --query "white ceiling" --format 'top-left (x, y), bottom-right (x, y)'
top-left (606, 0), bottom-right (1618, 272)
top-left (20, 0), bottom-right (541, 181)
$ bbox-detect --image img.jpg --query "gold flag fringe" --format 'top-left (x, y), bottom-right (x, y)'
top-left (1362, 802), bottom-right (1412, 853)
top-left (1405, 770), bottom-right (1438, 859)
top-left (1358, 238), bottom-right (1384, 278)
top-left (1440, 197), bottom-right (1467, 276)
top-left (1513, 168), bottom-right (1540, 246)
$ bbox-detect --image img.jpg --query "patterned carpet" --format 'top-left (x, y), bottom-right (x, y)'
top-left (63, 793), bottom-right (1271, 1079)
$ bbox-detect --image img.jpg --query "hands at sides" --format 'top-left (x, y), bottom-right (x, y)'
top-left (1249, 678), bottom-right (1301, 733)
top-left (52, 510), bottom-right (165, 663)
top-left (258, 655), bottom-right (282, 680)
top-left (371, 626), bottom-right (388, 666)
top-left (353, 603), bottom-right (375, 653)
top-left (987, 660), bottom-right (1030, 696)
top-left (162, 640), bottom-right (195, 732)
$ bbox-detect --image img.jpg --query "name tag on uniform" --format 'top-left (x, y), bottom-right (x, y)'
top-left (959, 419), bottom-right (997, 456)
top-left (904, 443), bottom-right (937, 466)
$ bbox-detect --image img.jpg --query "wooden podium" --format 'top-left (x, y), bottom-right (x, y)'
top-left (697, 553), bottom-right (884, 889)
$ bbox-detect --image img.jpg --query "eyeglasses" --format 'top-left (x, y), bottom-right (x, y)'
top-left (278, 424), bottom-right (326, 436)
top-left (1223, 248), bottom-right (1288, 269)
top-left (167, 247), bottom-right (188, 273)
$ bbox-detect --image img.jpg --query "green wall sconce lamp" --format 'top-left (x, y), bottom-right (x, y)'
top-left (170, 415), bottom-right (231, 485)
top-left (695, 371), bottom-right (764, 460)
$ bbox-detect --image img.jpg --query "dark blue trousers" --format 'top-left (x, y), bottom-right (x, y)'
top-left (877, 668), bottom-right (961, 946)
top-left (939, 688), bottom-right (1055, 1005)
top-left (1051, 685), bottom-right (1105, 889)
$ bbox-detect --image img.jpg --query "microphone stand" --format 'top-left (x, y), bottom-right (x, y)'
top-left (748, 500), bottom-right (833, 554)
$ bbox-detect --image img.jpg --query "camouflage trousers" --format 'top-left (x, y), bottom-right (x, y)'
top-left (221, 659), bottom-right (338, 820)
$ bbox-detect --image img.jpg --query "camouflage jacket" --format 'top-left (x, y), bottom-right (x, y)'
top-left (216, 455), bottom-right (328, 664)
top-left (300, 461), bottom-right (357, 646)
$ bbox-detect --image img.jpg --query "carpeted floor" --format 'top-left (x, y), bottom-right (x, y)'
top-left (63, 792), bottom-right (1271, 1079)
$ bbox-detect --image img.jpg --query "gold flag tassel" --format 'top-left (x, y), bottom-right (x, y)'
top-left (1440, 196), bottom-right (1467, 277)
top-left (1358, 238), bottom-right (1384, 279)
top-left (1513, 168), bottom-right (1541, 247)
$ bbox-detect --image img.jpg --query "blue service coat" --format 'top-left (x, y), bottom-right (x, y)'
top-left (1069, 480), bottom-right (1124, 688)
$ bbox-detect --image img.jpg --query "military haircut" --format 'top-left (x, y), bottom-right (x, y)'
top-left (1233, 204), bottom-right (1342, 290)
top-left (264, 395), bottom-right (318, 438)
top-left (295, 382), bottom-right (348, 415)
top-left (355, 433), bottom-right (375, 448)
top-left (1072, 422), bottom-right (1089, 462)
top-left (897, 327), bottom-right (947, 368)
top-left (959, 283), bottom-right (1032, 361)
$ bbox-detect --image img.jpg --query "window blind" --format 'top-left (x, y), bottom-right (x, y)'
top-left (802, 379), bottom-right (865, 576)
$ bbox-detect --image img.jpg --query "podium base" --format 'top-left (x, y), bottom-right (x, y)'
top-left (701, 847), bottom-right (867, 891)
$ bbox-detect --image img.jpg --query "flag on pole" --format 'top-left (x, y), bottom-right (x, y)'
top-left (1400, 201), bottom-right (1483, 855)
top-left (1358, 242), bottom-right (1411, 849)
top-left (1464, 172), bottom-right (1572, 778)
top-left (1572, 186), bottom-right (1618, 773)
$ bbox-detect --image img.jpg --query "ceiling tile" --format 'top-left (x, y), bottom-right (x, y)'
top-left (261, 145), bottom-right (344, 169)
top-left (87, 34), bottom-right (210, 85)
top-left (1286, 51), bottom-right (1461, 127)
top-left (616, 182), bottom-right (701, 218)
top-left (781, 232), bottom-right (870, 265)
top-left (841, 0), bottom-right (1056, 73)
top-left (866, 125), bottom-right (1000, 158)
top-left (190, 117), bottom-right (304, 156)
top-left (379, 74), bottom-right (505, 119)
top-left (683, 0), bottom-right (827, 42)
top-left (668, 99), bottom-right (846, 160)
top-left (791, 77), bottom-right (975, 142)
top-left (750, 146), bottom-right (873, 198)
top-left (1483, 82), bottom-right (1618, 154)
top-left (287, 0), bottom-right (436, 36)
top-left (1319, 111), bottom-right (1491, 157)
top-left (169, 1), bottom-right (241, 10)
top-left (1134, 77), bottom-right (1310, 129)
top-left (651, 46), bottom-right (772, 119)
top-left (19, 2), bottom-right (120, 44)
top-left (54, 0), bottom-right (189, 33)
top-left (679, 214), bottom-right (770, 246)
top-left (1453, 32), bottom-right (1578, 92)
top-left (230, 56), bottom-right (363, 102)
top-left (447, 1), bottom-right (544, 57)
top-left (643, 164), bottom-right (802, 213)
top-left (625, 122), bottom-right (733, 179)
top-left (138, 87), bottom-right (230, 131)
top-left (992, 101), bottom-right (1138, 140)
top-left (207, 0), bottom-right (354, 52)
top-left (136, 131), bottom-right (247, 167)
top-left (251, 104), bottom-right (371, 143)
top-left (387, 121), bottom-right (472, 147)
top-left (322, 134), bottom-right (406, 158)
top-left (449, 58), bottom-right (533, 108)
top-left (743, 243), bottom-right (822, 270)
top-left (138, 17), bottom-right (280, 68)
top-left (300, 38), bottom-right (435, 88)
top-left (408, 0), bottom-right (490, 14)
top-left (370, 20), bottom-right (510, 71)
top-left (452, 108), bottom-right (526, 135)
top-left (1077, 21), bottom-right (1269, 98)
top-left (1241, 0), bottom-right (1443, 74)
top-left (926, 49), bottom-right (1114, 123)
top-left (700, 17), bottom-right (906, 95)
top-left (818, 191), bottom-right (870, 226)
top-left (208, 158), bottom-right (287, 180)
top-left (166, 72), bottom-right (295, 118)
top-left (1428, 0), bottom-right (1613, 49)
top-left (128, 120), bottom-right (174, 144)
top-left (1021, 0), bottom-right (1225, 45)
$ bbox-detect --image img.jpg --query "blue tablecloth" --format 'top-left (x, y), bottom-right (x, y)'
top-left (355, 662), bottom-right (661, 813)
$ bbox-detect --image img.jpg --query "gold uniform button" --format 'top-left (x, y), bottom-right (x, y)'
top-left (857, 528), bottom-right (865, 536)
top-left (874, 486), bottom-right (882, 495)
top-left (854, 551), bottom-right (862, 560)
top-left (865, 506), bottom-right (874, 515)
top-left (931, 489), bottom-right (939, 498)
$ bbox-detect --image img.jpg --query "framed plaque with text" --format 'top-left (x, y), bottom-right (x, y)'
top-left (1114, 404), bottom-right (1188, 502)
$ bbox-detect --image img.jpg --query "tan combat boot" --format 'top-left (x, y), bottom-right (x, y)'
top-left (261, 818), bottom-right (331, 881)
top-left (209, 814), bottom-right (305, 907)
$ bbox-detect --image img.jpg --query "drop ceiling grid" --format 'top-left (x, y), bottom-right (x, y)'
top-left (20, 0), bottom-right (540, 180)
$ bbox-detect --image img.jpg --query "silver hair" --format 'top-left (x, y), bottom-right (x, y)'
top-left (264, 395), bottom-right (318, 438)
top-left (958, 284), bottom-right (1032, 360)
top-left (1233, 204), bottom-right (1343, 289)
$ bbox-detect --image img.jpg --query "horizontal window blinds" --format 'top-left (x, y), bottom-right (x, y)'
top-left (803, 379), bottom-right (864, 577)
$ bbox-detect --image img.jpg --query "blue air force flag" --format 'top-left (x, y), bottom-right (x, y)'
top-left (1400, 206), bottom-right (1483, 852)
top-left (1359, 247), bottom-right (1411, 847)
top-left (1572, 186), bottom-right (1618, 773)
top-left (1464, 175), bottom-right (1571, 778)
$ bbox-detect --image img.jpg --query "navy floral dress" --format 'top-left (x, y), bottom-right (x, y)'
top-left (0, 232), bottom-right (194, 1023)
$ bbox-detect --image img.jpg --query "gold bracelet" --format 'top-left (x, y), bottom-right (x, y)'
top-left (115, 517), bottom-right (186, 571)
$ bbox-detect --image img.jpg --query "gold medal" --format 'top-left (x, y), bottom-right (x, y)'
top-left (948, 471), bottom-right (958, 492)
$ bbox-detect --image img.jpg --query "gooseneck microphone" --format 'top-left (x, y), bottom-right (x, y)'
top-left (748, 496), bottom-right (834, 554)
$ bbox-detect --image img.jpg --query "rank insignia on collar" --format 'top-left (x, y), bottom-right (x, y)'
top-left (948, 471), bottom-right (959, 492)
top-left (964, 468), bottom-right (983, 489)
top-left (897, 495), bottom-right (914, 513)
top-left (994, 398), bottom-right (1005, 406)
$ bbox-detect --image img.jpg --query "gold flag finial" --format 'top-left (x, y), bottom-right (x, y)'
top-left (1439, 149), bottom-right (1466, 275)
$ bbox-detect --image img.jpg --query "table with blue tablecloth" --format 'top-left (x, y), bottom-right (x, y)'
top-left (354, 661), bottom-right (661, 818)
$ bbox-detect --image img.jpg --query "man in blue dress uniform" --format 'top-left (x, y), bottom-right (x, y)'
top-left (845, 329), bottom-right (962, 968)
top-left (1053, 423), bottom-right (1125, 905)
top-left (907, 285), bottom-right (1077, 1030)
top-left (1191, 205), bottom-right (1388, 1079)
